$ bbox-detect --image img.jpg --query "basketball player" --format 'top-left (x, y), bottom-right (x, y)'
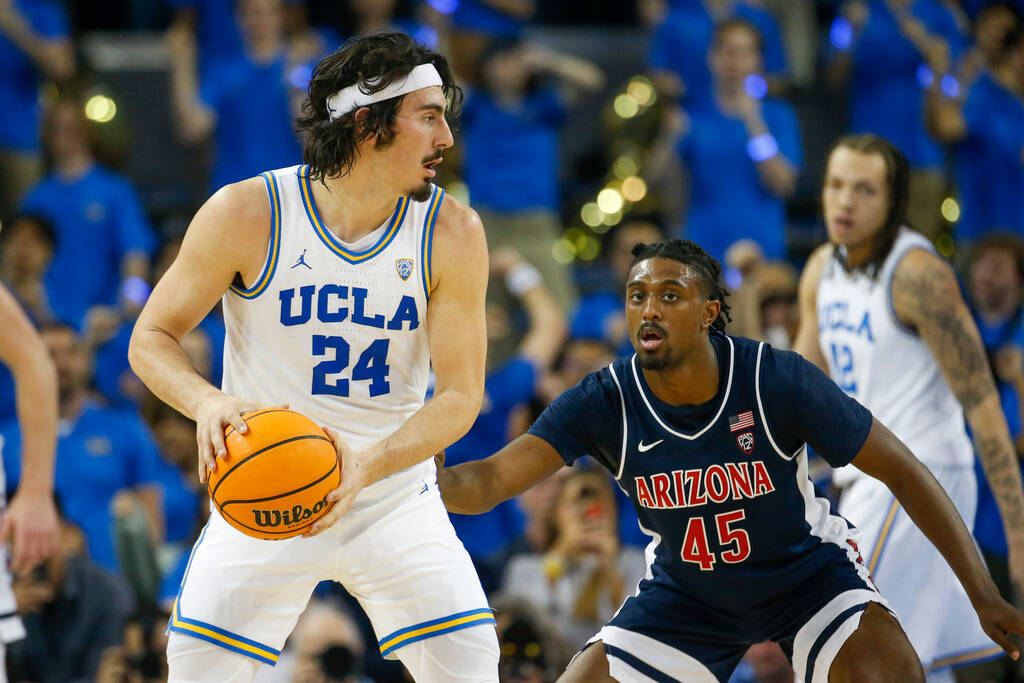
top-left (793, 134), bottom-right (1024, 679)
top-left (436, 238), bottom-right (1024, 682)
top-left (0, 283), bottom-right (59, 681)
top-left (128, 32), bottom-right (497, 682)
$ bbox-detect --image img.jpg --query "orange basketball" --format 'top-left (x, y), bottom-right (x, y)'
top-left (208, 409), bottom-right (340, 540)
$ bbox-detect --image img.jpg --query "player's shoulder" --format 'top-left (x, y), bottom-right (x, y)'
top-left (196, 176), bottom-right (271, 237)
top-left (798, 242), bottom-right (835, 297)
top-left (432, 190), bottom-right (484, 241)
top-left (428, 190), bottom-right (487, 275)
top-left (803, 242), bottom-right (835, 278)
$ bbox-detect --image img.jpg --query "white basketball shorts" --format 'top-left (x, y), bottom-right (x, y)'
top-left (838, 462), bottom-right (1002, 673)
top-left (168, 461), bottom-right (495, 666)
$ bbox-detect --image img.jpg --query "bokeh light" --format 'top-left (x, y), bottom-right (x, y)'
top-left (621, 176), bottom-right (647, 202)
top-left (613, 94), bottom-right (639, 119)
top-left (941, 197), bottom-right (960, 223)
top-left (597, 188), bottom-right (624, 214)
top-left (613, 156), bottom-right (639, 179)
top-left (84, 94), bottom-right (117, 123)
top-left (580, 202), bottom-right (604, 227)
top-left (627, 78), bottom-right (655, 106)
top-left (552, 238), bottom-right (576, 264)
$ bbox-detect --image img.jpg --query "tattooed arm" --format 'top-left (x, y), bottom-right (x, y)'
top-left (891, 249), bottom-right (1024, 593)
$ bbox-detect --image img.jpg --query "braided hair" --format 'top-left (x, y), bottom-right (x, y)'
top-left (629, 239), bottom-right (732, 333)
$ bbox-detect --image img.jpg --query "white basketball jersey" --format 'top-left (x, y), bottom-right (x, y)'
top-left (817, 228), bottom-right (972, 468)
top-left (221, 165), bottom-right (443, 471)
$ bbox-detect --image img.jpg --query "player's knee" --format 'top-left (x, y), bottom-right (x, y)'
top-left (830, 606), bottom-right (924, 683)
top-left (397, 625), bottom-right (499, 683)
top-left (558, 641), bottom-right (614, 683)
top-left (166, 632), bottom-right (261, 683)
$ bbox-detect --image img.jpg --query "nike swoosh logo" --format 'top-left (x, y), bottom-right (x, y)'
top-left (638, 439), bottom-right (664, 453)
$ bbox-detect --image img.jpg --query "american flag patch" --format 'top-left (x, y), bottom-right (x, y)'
top-left (729, 411), bottom-right (754, 432)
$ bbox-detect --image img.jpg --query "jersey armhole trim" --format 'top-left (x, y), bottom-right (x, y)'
top-left (607, 363), bottom-right (629, 481)
top-left (886, 246), bottom-right (935, 338)
top-left (754, 342), bottom-right (798, 461)
top-left (421, 186), bottom-right (444, 300)
top-left (229, 171), bottom-right (281, 299)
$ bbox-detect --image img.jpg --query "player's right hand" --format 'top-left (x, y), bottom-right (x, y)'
top-left (973, 592), bottom-right (1024, 661)
top-left (192, 395), bottom-right (285, 484)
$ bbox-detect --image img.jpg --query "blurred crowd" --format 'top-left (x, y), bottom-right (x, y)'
top-left (1, 0), bottom-right (1023, 681)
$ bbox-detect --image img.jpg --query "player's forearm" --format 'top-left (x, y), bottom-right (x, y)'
top-left (128, 325), bottom-right (223, 420)
top-left (169, 58), bottom-right (213, 142)
top-left (438, 460), bottom-right (502, 514)
top-left (0, 13), bottom-right (73, 81)
top-left (966, 395), bottom-right (1024, 547)
top-left (359, 387), bottom-right (481, 486)
top-left (12, 347), bottom-right (57, 494)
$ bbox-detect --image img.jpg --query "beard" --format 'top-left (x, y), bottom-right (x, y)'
top-left (408, 181), bottom-right (433, 202)
top-left (636, 351), bottom-right (673, 371)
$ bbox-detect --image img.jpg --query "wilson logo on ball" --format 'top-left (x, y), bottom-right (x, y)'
top-left (252, 497), bottom-right (330, 528)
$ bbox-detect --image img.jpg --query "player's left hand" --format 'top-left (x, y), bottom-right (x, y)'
top-left (973, 592), bottom-right (1024, 661)
top-left (0, 489), bottom-right (59, 574)
top-left (303, 427), bottom-right (365, 538)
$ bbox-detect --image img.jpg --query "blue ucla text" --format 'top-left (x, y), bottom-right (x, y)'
top-left (279, 285), bottom-right (419, 331)
top-left (817, 301), bottom-right (874, 342)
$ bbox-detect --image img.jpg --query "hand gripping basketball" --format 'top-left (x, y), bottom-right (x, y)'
top-left (302, 427), bottom-right (363, 538)
top-left (193, 393), bottom-right (287, 484)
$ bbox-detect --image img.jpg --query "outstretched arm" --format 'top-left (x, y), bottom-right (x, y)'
top-left (0, 285), bottom-right (58, 573)
top-left (438, 433), bottom-right (565, 515)
top-left (891, 250), bottom-right (1024, 596)
top-left (852, 419), bottom-right (1024, 659)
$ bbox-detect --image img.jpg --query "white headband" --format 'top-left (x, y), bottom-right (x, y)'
top-left (326, 63), bottom-right (443, 120)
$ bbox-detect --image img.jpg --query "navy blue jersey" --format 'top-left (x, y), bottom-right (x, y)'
top-left (530, 334), bottom-right (873, 614)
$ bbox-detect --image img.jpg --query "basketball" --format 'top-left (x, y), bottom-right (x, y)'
top-left (208, 409), bottom-right (341, 540)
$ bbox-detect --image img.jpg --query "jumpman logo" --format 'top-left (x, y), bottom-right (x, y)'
top-left (291, 249), bottom-right (312, 270)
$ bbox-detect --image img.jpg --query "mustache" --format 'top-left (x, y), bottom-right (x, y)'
top-left (638, 322), bottom-right (667, 337)
top-left (422, 151), bottom-right (444, 164)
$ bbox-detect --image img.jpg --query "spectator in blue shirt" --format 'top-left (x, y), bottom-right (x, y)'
top-left (447, 0), bottom-right (535, 85)
top-left (0, 213), bottom-right (56, 327)
top-left (961, 232), bottom-right (1024, 681)
top-left (825, 0), bottom-right (965, 238)
top-left (1, 324), bottom-right (165, 573)
top-left (462, 39), bottom-right (603, 314)
top-left (953, 1), bottom-right (1020, 90)
top-left (165, 0), bottom-right (244, 68)
top-left (19, 98), bottom-right (156, 332)
top-left (647, 0), bottom-right (789, 106)
top-left (446, 248), bottom-right (566, 589)
top-left (648, 18), bottom-right (802, 264)
top-left (168, 0), bottom-right (319, 193)
top-left (927, 23), bottom-right (1024, 242)
top-left (0, 0), bottom-right (73, 219)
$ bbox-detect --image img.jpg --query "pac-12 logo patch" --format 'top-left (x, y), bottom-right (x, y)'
top-left (396, 258), bottom-right (414, 281)
top-left (736, 431), bottom-right (755, 454)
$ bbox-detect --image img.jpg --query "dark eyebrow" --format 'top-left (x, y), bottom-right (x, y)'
top-left (419, 104), bottom-right (444, 114)
top-left (626, 279), bottom-right (688, 289)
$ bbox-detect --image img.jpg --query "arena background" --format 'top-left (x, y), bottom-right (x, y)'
top-left (0, 0), bottom-right (1022, 681)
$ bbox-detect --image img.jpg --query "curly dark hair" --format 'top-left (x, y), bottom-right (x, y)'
top-left (296, 31), bottom-right (463, 183)
top-left (629, 239), bottom-right (733, 333)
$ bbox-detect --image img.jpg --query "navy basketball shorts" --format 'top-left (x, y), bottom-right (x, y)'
top-left (583, 549), bottom-right (894, 682)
